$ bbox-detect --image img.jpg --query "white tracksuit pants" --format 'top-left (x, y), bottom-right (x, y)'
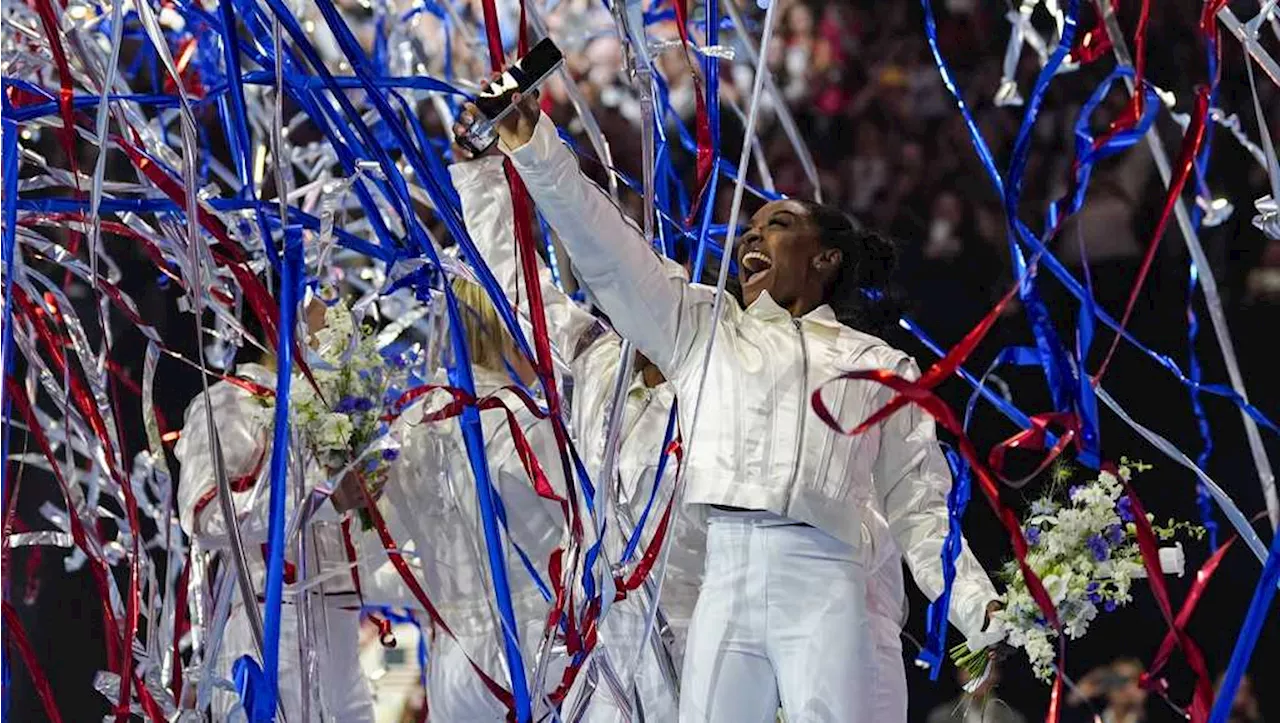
top-left (213, 604), bottom-right (374, 722)
top-left (573, 592), bottom-right (681, 722)
top-left (679, 510), bottom-right (878, 723)
top-left (426, 617), bottom-right (562, 722)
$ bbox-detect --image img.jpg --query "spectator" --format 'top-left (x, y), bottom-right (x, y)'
top-left (1065, 658), bottom-right (1149, 723)
top-left (926, 662), bottom-right (1028, 723)
top-left (1217, 673), bottom-right (1263, 723)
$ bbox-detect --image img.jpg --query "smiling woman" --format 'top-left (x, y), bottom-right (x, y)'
top-left (737, 199), bottom-right (902, 335)
top-left (486, 95), bottom-right (1004, 723)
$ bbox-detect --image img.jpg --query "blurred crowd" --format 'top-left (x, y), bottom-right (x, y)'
top-left (521, 0), bottom-right (1280, 345)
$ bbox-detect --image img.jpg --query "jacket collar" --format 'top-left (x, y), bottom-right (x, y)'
top-left (745, 290), bottom-right (844, 330)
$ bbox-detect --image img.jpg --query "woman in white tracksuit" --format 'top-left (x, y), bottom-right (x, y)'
top-left (358, 278), bottom-right (569, 721)
top-left (483, 98), bottom-right (1004, 722)
top-left (450, 145), bottom-right (925, 721)
top-left (452, 153), bottom-right (694, 721)
top-left (175, 358), bottom-right (376, 722)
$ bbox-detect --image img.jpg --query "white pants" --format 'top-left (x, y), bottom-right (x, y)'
top-left (868, 615), bottom-right (907, 722)
top-left (680, 510), bottom-right (875, 723)
top-left (570, 594), bottom-right (680, 722)
top-left (427, 618), bottom-right (561, 721)
top-left (214, 604), bottom-right (374, 722)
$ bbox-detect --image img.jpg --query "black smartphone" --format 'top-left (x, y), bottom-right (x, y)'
top-left (457, 38), bottom-right (564, 155)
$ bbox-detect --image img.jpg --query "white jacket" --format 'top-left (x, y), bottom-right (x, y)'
top-left (451, 157), bottom-right (706, 650)
top-left (359, 368), bottom-right (567, 638)
top-left (173, 363), bottom-right (356, 601)
top-left (452, 158), bottom-right (910, 658)
top-left (501, 114), bottom-right (999, 646)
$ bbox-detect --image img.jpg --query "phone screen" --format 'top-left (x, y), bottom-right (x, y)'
top-left (473, 38), bottom-right (564, 119)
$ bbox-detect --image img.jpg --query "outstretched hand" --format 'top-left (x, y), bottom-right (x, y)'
top-left (454, 72), bottom-right (542, 153)
top-left (451, 103), bottom-right (502, 162)
top-left (493, 90), bottom-right (542, 148)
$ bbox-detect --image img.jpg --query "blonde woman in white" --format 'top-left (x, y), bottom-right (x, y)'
top-left (358, 277), bottom-right (571, 721)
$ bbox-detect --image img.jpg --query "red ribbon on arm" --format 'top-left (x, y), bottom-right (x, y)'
top-left (811, 279), bottom-right (1070, 721)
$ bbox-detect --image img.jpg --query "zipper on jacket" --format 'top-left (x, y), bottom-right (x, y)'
top-left (786, 318), bottom-right (810, 499)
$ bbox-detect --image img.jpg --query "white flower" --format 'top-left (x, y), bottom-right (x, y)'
top-left (1042, 574), bottom-right (1070, 605)
top-left (314, 413), bottom-right (354, 451)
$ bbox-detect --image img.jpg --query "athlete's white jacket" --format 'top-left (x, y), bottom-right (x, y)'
top-left (451, 157), bottom-right (705, 652)
top-left (358, 368), bottom-right (566, 638)
top-left (174, 365), bottom-right (373, 721)
top-left (174, 363), bottom-right (357, 601)
top-left (500, 114), bottom-right (999, 647)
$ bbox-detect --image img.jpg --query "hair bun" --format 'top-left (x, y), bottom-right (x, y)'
top-left (855, 228), bottom-right (899, 290)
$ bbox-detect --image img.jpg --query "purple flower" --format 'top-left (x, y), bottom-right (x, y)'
top-left (353, 397), bottom-right (374, 413)
top-left (1105, 523), bottom-right (1125, 546)
top-left (335, 396), bottom-right (358, 413)
top-left (1069, 485), bottom-right (1084, 502)
top-left (1117, 496), bottom-right (1135, 523)
top-left (381, 448), bottom-right (400, 462)
top-left (1086, 582), bottom-right (1103, 605)
top-left (1087, 534), bottom-right (1110, 562)
top-left (1025, 526), bottom-right (1042, 546)
top-left (1104, 600), bottom-right (1118, 613)
top-left (392, 354), bottom-right (409, 369)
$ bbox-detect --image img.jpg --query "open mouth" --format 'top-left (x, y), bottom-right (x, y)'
top-left (740, 250), bottom-right (774, 288)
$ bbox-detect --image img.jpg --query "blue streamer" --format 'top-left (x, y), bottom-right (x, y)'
top-left (1209, 526), bottom-right (1279, 723)
top-left (245, 226), bottom-right (303, 721)
top-left (917, 446), bottom-right (972, 676)
top-left (0, 113), bottom-right (17, 723)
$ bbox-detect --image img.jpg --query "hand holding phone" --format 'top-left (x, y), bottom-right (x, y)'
top-left (455, 38), bottom-right (564, 154)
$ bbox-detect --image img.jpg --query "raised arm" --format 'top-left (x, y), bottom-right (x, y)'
top-left (871, 356), bottom-right (1002, 649)
top-left (494, 106), bottom-right (706, 378)
top-left (450, 155), bottom-right (604, 364)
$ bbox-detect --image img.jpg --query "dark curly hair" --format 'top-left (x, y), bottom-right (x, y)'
top-left (795, 200), bottom-right (903, 337)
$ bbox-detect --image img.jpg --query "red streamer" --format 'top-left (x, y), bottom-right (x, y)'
top-left (669, 0), bottom-right (715, 212)
top-left (3, 601), bottom-right (64, 723)
top-left (1093, 89), bottom-right (1209, 382)
top-left (1120, 480), bottom-right (1214, 722)
top-left (811, 280), bottom-right (1069, 721)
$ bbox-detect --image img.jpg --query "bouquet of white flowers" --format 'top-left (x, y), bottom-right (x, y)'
top-left (953, 459), bottom-right (1203, 684)
top-left (252, 302), bottom-right (416, 528)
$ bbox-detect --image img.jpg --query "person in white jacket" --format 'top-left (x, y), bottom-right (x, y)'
top-left (478, 95), bottom-right (1004, 723)
top-left (450, 149), bottom-right (694, 722)
top-left (358, 277), bottom-right (571, 722)
top-left (448, 134), bottom-right (928, 722)
top-left (174, 303), bottom-right (376, 722)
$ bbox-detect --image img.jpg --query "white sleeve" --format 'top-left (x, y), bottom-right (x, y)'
top-left (451, 156), bottom-right (608, 365)
top-left (871, 357), bottom-right (1001, 649)
top-left (502, 114), bottom-right (708, 378)
top-left (172, 382), bottom-right (267, 540)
